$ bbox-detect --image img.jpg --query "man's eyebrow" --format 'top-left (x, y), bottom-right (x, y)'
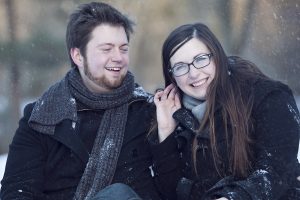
top-left (97, 43), bottom-right (114, 47)
top-left (96, 43), bottom-right (129, 47)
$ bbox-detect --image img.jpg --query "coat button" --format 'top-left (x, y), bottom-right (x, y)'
top-left (132, 149), bottom-right (138, 157)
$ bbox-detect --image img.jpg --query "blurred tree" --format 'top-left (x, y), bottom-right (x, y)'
top-left (187, 0), bottom-right (256, 54)
top-left (228, 0), bottom-right (256, 55)
top-left (5, 0), bottom-right (19, 136)
top-left (271, 0), bottom-right (300, 94)
top-left (0, 0), bottom-right (68, 153)
top-left (242, 0), bottom-right (300, 95)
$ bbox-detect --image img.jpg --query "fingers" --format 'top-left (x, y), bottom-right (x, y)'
top-left (168, 86), bottom-right (177, 100)
top-left (161, 84), bottom-right (177, 100)
top-left (154, 90), bottom-right (164, 104)
top-left (154, 84), bottom-right (180, 105)
top-left (164, 84), bottom-right (175, 94)
top-left (155, 88), bottom-right (164, 93)
top-left (161, 84), bottom-right (174, 100)
top-left (174, 92), bottom-right (181, 109)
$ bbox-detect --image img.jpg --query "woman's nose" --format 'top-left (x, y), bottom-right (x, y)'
top-left (188, 64), bottom-right (200, 79)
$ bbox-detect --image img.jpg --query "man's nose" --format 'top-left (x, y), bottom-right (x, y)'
top-left (111, 49), bottom-right (122, 62)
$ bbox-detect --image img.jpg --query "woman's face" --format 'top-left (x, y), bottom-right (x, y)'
top-left (170, 38), bottom-right (216, 100)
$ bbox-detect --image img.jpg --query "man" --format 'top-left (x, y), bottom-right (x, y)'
top-left (0, 2), bottom-right (160, 200)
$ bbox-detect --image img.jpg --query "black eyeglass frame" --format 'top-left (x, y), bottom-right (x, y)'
top-left (169, 53), bottom-right (214, 77)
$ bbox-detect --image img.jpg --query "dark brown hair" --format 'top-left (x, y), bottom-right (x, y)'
top-left (161, 23), bottom-right (269, 177)
top-left (66, 2), bottom-right (134, 68)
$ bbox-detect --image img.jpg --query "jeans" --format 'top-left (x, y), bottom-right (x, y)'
top-left (90, 183), bottom-right (142, 200)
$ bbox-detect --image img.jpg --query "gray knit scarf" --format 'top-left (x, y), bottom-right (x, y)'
top-left (28, 68), bottom-right (134, 199)
top-left (182, 94), bottom-right (206, 121)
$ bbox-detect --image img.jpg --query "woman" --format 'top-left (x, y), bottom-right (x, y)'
top-left (150, 23), bottom-right (300, 200)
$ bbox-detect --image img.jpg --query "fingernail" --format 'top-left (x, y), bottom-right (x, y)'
top-left (155, 88), bottom-right (164, 93)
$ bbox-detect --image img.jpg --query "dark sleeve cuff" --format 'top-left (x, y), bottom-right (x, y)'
top-left (149, 130), bottom-right (179, 161)
top-left (203, 177), bottom-right (252, 200)
top-left (209, 187), bottom-right (251, 200)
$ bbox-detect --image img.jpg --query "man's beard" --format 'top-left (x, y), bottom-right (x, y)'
top-left (84, 61), bottom-right (125, 91)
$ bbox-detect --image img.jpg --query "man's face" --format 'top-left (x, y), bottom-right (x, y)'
top-left (77, 24), bottom-right (129, 93)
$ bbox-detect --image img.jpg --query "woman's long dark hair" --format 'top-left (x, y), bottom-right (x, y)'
top-left (161, 23), bottom-right (269, 177)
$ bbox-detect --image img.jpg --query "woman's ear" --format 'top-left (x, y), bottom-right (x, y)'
top-left (70, 48), bottom-right (84, 68)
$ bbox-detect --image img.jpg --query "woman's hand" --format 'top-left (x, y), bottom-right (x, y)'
top-left (154, 84), bottom-right (181, 142)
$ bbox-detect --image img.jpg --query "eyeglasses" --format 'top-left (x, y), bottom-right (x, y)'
top-left (169, 53), bottom-right (213, 77)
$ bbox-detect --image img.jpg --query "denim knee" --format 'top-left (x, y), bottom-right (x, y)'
top-left (90, 183), bottom-right (142, 200)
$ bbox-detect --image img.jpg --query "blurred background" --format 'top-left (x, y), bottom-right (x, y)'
top-left (0, 0), bottom-right (299, 158)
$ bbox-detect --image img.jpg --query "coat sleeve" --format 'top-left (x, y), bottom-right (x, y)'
top-left (0, 103), bottom-right (49, 200)
top-left (205, 89), bottom-right (300, 200)
top-left (148, 130), bottom-right (182, 200)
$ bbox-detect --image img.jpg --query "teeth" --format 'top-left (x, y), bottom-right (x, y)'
top-left (192, 79), bottom-right (206, 87)
top-left (106, 67), bottom-right (121, 71)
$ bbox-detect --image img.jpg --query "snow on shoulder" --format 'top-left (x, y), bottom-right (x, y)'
top-left (133, 84), bottom-right (153, 103)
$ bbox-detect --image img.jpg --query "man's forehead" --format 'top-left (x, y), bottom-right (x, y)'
top-left (89, 24), bottom-right (128, 44)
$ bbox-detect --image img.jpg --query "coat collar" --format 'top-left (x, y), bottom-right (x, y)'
top-left (172, 108), bottom-right (212, 140)
top-left (48, 97), bottom-right (152, 165)
top-left (51, 120), bottom-right (89, 164)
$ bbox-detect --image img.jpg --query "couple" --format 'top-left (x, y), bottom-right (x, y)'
top-left (1, 2), bottom-right (299, 200)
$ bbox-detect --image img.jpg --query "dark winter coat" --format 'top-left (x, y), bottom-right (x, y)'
top-left (150, 79), bottom-right (300, 200)
top-left (0, 96), bottom-right (161, 200)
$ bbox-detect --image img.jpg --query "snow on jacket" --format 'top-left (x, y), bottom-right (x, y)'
top-left (150, 79), bottom-right (300, 200)
top-left (0, 95), bottom-right (161, 200)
